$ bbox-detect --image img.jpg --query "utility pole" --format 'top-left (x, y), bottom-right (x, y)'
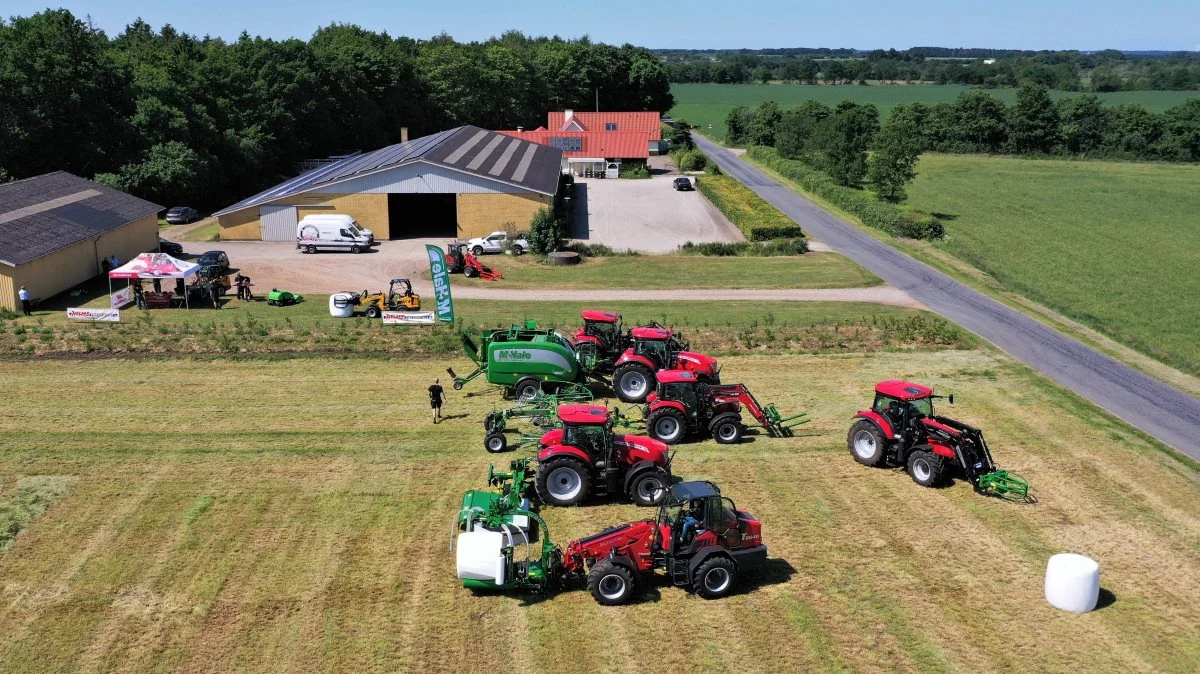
top-left (595, 87), bottom-right (600, 112)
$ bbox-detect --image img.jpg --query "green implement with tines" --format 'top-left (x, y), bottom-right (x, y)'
top-left (762, 404), bottom-right (811, 438)
top-left (977, 469), bottom-right (1031, 501)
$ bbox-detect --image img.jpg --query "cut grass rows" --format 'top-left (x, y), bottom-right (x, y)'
top-left (0, 353), bottom-right (1195, 672)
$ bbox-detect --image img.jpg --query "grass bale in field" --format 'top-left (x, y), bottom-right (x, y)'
top-left (1045, 553), bottom-right (1101, 613)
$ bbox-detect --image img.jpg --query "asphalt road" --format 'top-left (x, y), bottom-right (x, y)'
top-left (695, 134), bottom-right (1200, 460)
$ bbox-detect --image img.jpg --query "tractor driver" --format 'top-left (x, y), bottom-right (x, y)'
top-left (678, 501), bottom-right (704, 546)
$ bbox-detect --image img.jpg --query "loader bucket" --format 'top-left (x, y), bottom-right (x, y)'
top-left (977, 469), bottom-right (1030, 501)
top-left (761, 404), bottom-right (810, 438)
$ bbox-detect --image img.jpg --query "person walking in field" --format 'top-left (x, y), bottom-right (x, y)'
top-left (429, 378), bottom-right (444, 424)
top-left (18, 285), bottom-right (31, 316)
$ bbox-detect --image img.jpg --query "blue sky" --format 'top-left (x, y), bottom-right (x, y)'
top-left (6, 0), bottom-right (1199, 50)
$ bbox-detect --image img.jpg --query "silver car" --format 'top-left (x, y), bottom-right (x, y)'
top-left (466, 231), bottom-right (529, 255)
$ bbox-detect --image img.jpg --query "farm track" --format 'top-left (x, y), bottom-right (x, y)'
top-left (695, 133), bottom-right (1200, 460)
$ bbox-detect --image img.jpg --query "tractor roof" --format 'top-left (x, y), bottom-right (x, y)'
top-left (631, 326), bottom-right (672, 340)
top-left (875, 380), bottom-right (934, 401)
top-left (557, 404), bottom-right (610, 425)
top-left (581, 310), bottom-right (621, 323)
top-left (656, 369), bottom-right (697, 384)
top-left (667, 481), bottom-right (721, 504)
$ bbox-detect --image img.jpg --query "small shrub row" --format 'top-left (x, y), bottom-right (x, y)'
top-left (694, 173), bottom-right (806, 242)
top-left (747, 146), bottom-right (944, 240)
top-left (618, 162), bottom-right (650, 179)
top-left (748, 225), bottom-right (805, 241)
top-left (674, 150), bottom-right (708, 172)
top-left (561, 242), bottom-right (641, 257)
top-left (678, 238), bottom-right (809, 256)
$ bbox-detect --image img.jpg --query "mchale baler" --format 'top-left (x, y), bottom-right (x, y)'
top-left (447, 321), bottom-right (598, 400)
top-left (848, 380), bottom-right (1030, 500)
top-left (643, 370), bottom-right (809, 444)
top-left (455, 479), bottom-right (767, 605)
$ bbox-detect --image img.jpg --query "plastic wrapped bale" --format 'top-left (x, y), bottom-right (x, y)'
top-left (329, 292), bottom-right (356, 318)
top-left (456, 528), bottom-right (506, 584)
top-left (1045, 553), bottom-right (1100, 613)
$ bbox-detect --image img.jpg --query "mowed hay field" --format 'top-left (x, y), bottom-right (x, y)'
top-left (0, 354), bottom-right (1197, 672)
top-left (905, 153), bottom-right (1200, 375)
top-left (671, 83), bottom-right (1199, 141)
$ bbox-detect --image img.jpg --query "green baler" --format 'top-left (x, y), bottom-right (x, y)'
top-left (447, 321), bottom-right (598, 400)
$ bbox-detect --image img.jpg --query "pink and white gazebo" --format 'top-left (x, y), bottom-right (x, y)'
top-left (107, 253), bottom-right (200, 308)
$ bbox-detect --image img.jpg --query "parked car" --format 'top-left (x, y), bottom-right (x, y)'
top-left (466, 231), bottom-right (529, 256)
top-left (196, 250), bottom-right (229, 275)
top-left (165, 206), bottom-right (200, 224)
top-left (672, 177), bottom-right (694, 191)
top-left (158, 238), bottom-right (184, 256)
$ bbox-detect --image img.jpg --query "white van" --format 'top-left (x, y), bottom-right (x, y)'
top-left (296, 214), bottom-right (375, 254)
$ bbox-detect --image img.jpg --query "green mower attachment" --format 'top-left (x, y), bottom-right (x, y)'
top-left (977, 469), bottom-right (1031, 501)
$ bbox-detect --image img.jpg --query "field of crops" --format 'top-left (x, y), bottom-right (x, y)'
top-left (903, 153), bottom-right (1200, 375)
top-left (671, 84), bottom-right (1199, 140)
top-left (0, 350), bottom-right (1196, 672)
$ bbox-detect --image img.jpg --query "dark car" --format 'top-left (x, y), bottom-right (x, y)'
top-left (197, 250), bottom-right (229, 275)
top-left (165, 206), bottom-right (200, 224)
top-left (158, 238), bottom-right (184, 256)
top-left (672, 177), bottom-right (694, 191)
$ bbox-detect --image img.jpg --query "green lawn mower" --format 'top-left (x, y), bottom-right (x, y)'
top-left (267, 288), bottom-right (304, 306)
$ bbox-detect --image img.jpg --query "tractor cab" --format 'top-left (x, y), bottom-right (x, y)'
top-left (648, 370), bottom-right (703, 413)
top-left (628, 327), bottom-right (677, 368)
top-left (575, 310), bottom-right (624, 356)
top-left (387, 278), bottom-right (420, 311)
top-left (559, 404), bottom-right (614, 463)
top-left (653, 481), bottom-right (762, 563)
top-left (445, 242), bottom-right (467, 274)
top-left (871, 380), bottom-right (946, 437)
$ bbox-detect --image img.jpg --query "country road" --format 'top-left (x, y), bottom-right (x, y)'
top-left (694, 134), bottom-right (1200, 460)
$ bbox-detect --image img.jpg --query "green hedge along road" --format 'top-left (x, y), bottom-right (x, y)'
top-left (693, 133), bottom-right (1200, 460)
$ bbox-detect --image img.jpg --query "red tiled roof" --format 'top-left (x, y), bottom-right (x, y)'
top-left (548, 111), bottom-right (662, 140)
top-left (496, 130), bottom-right (650, 159)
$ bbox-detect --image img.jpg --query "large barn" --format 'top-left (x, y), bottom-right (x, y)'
top-left (214, 126), bottom-right (563, 241)
top-left (0, 172), bottom-right (161, 312)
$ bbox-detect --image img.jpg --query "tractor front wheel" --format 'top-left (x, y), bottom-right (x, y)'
top-left (513, 377), bottom-right (542, 402)
top-left (693, 556), bottom-right (737, 600)
top-left (906, 449), bottom-right (946, 488)
top-left (613, 363), bottom-right (654, 403)
top-left (629, 468), bottom-right (669, 506)
top-left (709, 413), bottom-right (743, 444)
top-left (365, 306), bottom-right (381, 319)
top-left (535, 457), bottom-right (591, 506)
top-left (484, 432), bottom-right (508, 453)
top-left (847, 420), bottom-right (887, 467)
top-left (587, 560), bottom-right (636, 606)
top-left (647, 408), bottom-right (687, 444)
top-left (464, 266), bottom-right (479, 278)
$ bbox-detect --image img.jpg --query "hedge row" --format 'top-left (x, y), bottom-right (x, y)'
top-left (746, 146), bottom-right (944, 240)
top-left (678, 238), bottom-right (809, 256)
top-left (694, 174), bottom-right (805, 241)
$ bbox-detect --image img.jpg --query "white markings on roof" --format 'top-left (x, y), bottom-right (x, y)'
top-left (0, 189), bottom-right (101, 225)
top-left (466, 135), bottom-right (506, 171)
top-left (443, 129), bottom-right (489, 165)
top-left (489, 138), bottom-right (523, 176)
top-left (511, 144), bottom-right (539, 182)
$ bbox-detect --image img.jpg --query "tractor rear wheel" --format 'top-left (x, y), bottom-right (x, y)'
top-left (535, 457), bottom-right (590, 506)
top-left (847, 420), bottom-right (886, 467)
top-left (613, 363), bottom-right (654, 403)
top-left (647, 408), bottom-right (687, 444)
top-left (484, 432), bottom-right (508, 453)
top-left (693, 556), bottom-right (737, 600)
top-left (629, 468), bottom-right (669, 506)
top-left (464, 265), bottom-right (479, 278)
top-left (906, 449), bottom-right (946, 487)
top-left (709, 413), bottom-right (743, 444)
top-left (587, 560), bottom-right (636, 606)
top-left (365, 306), bottom-right (381, 319)
top-left (514, 377), bottom-right (542, 402)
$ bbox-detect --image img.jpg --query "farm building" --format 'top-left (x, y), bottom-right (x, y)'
top-left (547, 110), bottom-right (663, 155)
top-left (213, 126), bottom-right (563, 241)
top-left (0, 172), bottom-right (161, 312)
top-left (498, 110), bottom-right (663, 177)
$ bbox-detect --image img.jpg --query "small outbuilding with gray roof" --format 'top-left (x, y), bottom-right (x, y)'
top-left (214, 125), bottom-right (564, 242)
top-left (0, 172), bottom-right (161, 312)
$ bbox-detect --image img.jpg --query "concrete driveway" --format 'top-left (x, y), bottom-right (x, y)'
top-left (571, 174), bottom-right (743, 253)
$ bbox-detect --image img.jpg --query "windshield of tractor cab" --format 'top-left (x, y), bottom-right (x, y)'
top-left (635, 339), bottom-right (668, 365)
top-left (661, 382), bottom-right (698, 408)
top-left (873, 394), bottom-right (932, 420)
top-left (564, 424), bottom-right (604, 453)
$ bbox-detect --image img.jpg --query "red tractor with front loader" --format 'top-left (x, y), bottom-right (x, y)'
top-left (534, 404), bottom-right (673, 508)
top-left (445, 241), bottom-right (502, 280)
top-left (643, 370), bottom-right (809, 444)
top-left (847, 380), bottom-right (1029, 499)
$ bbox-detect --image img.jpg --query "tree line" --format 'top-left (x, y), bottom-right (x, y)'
top-left (0, 10), bottom-right (673, 208)
top-left (665, 49), bottom-right (1200, 92)
top-left (724, 84), bottom-right (1200, 202)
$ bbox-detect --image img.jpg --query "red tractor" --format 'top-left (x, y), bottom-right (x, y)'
top-left (573, 310), bottom-right (628, 367)
top-left (562, 480), bottom-right (767, 605)
top-left (445, 242), bottom-right (502, 280)
top-left (645, 370), bottom-right (809, 444)
top-left (534, 404), bottom-right (673, 508)
top-left (848, 380), bottom-right (1029, 499)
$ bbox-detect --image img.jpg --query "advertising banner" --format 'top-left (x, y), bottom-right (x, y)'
top-left (424, 244), bottom-right (455, 323)
top-left (111, 286), bottom-right (132, 309)
top-left (67, 307), bottom-right (120, 322)
top-left (382, 311), bottom-right (436, 325)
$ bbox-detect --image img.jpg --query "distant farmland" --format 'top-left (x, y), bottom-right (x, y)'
top-left (672, 83), bottom-right (1198, 140)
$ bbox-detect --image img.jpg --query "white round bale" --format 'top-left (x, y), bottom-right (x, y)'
top-left (329, 293), bottom-right (355, 318)
top-left (1044, 553), bottom-right (1100, 613)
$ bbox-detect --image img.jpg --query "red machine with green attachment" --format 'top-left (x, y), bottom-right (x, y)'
top-left (644, 370), bottom-right (809, 444)
top-left (847, 380), bottom-right (1030, 500)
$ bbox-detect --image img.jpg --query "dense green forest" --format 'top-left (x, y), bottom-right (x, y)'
top-left (660, 48), bottom-right (1200, 92)
top-left (0, 10), bottom-right (672, 208)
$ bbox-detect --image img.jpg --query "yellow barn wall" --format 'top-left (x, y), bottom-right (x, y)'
top-left (456, 193), bottom-right (552, 239)
top-left (218, 209), bottom-right (262, 240)
top-left (219, 193), bottom-right (390, 240)
top-left (0, 270), bottom-right (14, 312)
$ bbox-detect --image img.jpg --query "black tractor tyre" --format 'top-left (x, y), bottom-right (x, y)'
top-left (484, 432), bottom-right (508, 454)
top-left (587, 560), bottom-right (636, 606)
top-left (305, 244), bottom-right (317, 254)
top-left (613, 363), bottom-right (655, 403)
top-left (365, 306), bottom-right (381, 319)
top-left (628, 468), bottom-right (670, 507)
top-left (514, 377), bottom-right (542, 402)
top-left (906, 449), bottom-right (946, 488)
top-left (693, 556), bottom-right (737, 600)
top-left (647, 408), bottom-right (688, 444)
top-left (847, 419), bottom-right (887, 467)
top-left (535, 456), bottom-right (591, 507)
top-left (464, 265), bottom-right (479, 278)
top-left (351, 244), bottom-right (362, 254)
top-left (709, 413), bottom-right (743, 444)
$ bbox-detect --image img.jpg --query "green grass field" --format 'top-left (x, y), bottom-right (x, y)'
top-left (0, 352), bottom-right (1196, 672)
top-left (671, 84), bottom-right (1199, 141)
top-left (902, 153), bottom-right (1200, 375)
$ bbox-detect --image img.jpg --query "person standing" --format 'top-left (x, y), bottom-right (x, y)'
top-left (133, 282), bottom-right (146, 310)
top-left (18, 285), bottom-right (31, 316)
top-left (428, 378), bottom-right (444, 424)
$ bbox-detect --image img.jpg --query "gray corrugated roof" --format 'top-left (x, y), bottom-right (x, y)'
top-left (0, 172), bottom-right (163, 266)
top-left (213, 126), bottom-right (563, 217)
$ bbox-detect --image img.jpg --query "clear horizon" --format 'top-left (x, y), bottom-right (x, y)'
top-left (4, 0), bottom-right (1199, 52)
